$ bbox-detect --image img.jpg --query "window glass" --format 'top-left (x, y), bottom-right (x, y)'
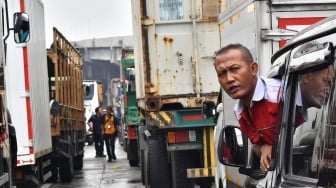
top-left (84, 84), bottom-right (94, 100)
top-left (159, 0), bottom-right (184, 20)
top-left (284, 36), bottom-right (336, 186)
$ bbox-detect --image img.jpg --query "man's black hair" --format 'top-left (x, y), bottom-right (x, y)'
top-left (95, 106), bottom-right (100, 114)
top-left (216, 43), bottom-right (254, 63)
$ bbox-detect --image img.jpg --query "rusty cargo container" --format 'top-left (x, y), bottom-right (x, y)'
top-left (131, 1), bottom-right (221, 187)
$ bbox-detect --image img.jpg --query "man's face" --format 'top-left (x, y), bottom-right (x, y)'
top-left (98, 107), bottom-right (103, 115)
top-left (301, 65), bottom-right (335, 108)
top-left (215, 49), bottom-right (258, 102)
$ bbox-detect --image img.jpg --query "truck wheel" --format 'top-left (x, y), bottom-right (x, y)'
top-left (129, 159), bottom-right (139, 167)
top-left (123, 138), bottom-right (127, 152)
top-left (147, 136), bottom-right (170, 188)
top-left (140, 150), bottom-right (145, 185)
top-left (73, 155), bottom-right (84, 170)
top-left (59, 157), bottom-right (74, 182)
top-left (48, 158), bottom-right (59, 183)
top-left (87, 136), bottom-right (93, 145)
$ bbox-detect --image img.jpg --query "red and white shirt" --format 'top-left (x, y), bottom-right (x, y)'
top-left (234, 76), bottom-right (282, 145)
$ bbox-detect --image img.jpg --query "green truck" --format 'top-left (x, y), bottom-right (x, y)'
top-left (120, 48), bottom-right (142, 167)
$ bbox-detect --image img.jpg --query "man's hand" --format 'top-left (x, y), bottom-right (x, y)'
top-left (259, 144), bottom-right (272, 173)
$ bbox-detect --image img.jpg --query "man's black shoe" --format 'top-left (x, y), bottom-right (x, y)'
top-left (99, 154), bottom-right (106, 157)
top-left (107, 158), bottom-right (112, 162)
top-left (112, 154), bottom-right (116, 160)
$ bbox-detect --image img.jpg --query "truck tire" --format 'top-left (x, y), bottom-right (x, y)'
top-left (129, 159), bottom-right (139, 167)
top-left (59, 157), bottom-right (73, 183)
top-left (87, 135), bottom-right (93, 145)
top-left (140, 150), bottom-right (145, 185)
top-left (147, 136), bottom-right (170, 188)
top-left (88, 139), bottom-right (93, 146)
top-left (73, 155), bottom-right (84, 170)
top-left (48, 158), bottom-right (58, 183)
top-left (123, 138), bottom-right (127, 152)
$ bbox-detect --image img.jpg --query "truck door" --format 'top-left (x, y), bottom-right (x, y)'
top-left (273, 18), bottom-right (336, 187)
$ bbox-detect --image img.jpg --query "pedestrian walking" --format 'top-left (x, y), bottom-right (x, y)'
top-left (88, 106), bottom-right (106, 157)
top-left (102, 106), bottom-right (119, 162)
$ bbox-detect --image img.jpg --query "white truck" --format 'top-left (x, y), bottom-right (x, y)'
top-left (0, 0), bottom-right (20, 187)
top-left (132, 0), bottom-right (220, 187)
top-left (4, 1), bottom-right (86, 187)
top-left (4, 0), bottom-right (52, 186)
top-left (209, 0), bottom-right (336, 187)
top-left (83, 80), bottom-right (103, 145)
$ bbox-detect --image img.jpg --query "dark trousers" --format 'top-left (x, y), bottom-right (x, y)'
top-left (93, 134), bottom-right (104, 156)
top-left (103, 134), bottom-right (116, 159)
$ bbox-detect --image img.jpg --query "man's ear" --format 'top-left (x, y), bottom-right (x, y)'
top-left (250, 62), bottom-right (258, 76)
top-left (301, 73), bottom-right (312, 84)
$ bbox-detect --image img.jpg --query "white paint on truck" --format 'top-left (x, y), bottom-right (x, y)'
top-left (5, 0), bottom-right (52, 166)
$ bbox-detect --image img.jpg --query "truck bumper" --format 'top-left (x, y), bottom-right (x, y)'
top-left (187, 167), bottom-right (215, 178)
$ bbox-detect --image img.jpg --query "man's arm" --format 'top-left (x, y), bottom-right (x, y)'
top-left (253, 144), bottom-right (272, 173)
top-left (101, 115), bottom-right (105, 135)
top-left (87, 116), bottom-right (93, 129)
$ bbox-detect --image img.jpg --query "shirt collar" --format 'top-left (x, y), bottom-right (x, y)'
top-left (296, 84), bottom-right (308, 121)
top-left (234, 77), bottom-right (265, 115)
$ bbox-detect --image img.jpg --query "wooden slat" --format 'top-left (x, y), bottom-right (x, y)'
top-left (48, 28), bottom-right (84, 135)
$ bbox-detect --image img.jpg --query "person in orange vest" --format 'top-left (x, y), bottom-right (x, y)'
top-left (102, 106), bottom-right (119, 162)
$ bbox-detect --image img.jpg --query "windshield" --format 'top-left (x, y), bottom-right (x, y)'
top-left (84, 84), bottom-right (94, 100)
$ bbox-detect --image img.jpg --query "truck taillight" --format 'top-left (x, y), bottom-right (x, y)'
top-left (168, 130), bottom-right (196, 144)
top-left (127, 127), bottom-right (137, 140)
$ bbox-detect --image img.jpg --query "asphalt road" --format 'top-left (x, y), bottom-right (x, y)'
top-left (43, 140), bottom-right (144, 188)
top-left (42, 140), bottom-right (215, 188)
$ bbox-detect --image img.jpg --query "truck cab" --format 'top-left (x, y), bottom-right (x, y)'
top-left (213, 15), bottom-right (336, 187)
top-left (83, 80), bottom-right (103, 145)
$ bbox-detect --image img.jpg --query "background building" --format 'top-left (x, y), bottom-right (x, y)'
top-left (72, 36), bottom-right (133, 107)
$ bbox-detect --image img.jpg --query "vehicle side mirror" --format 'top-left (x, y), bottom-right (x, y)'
top-left (13, 12), bottom-right (30, 43)
top-left (202, 101), bottom-right (216, 119)
top-left (83, 85), bottom-right (90, 96)
top-left (50, 100), bottom-right (59, 116)
top-left (217, 126), bottom-right (248, 167)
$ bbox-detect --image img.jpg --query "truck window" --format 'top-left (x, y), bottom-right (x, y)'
top-left (84, 84), bottom-right (94, 100)
top-left (159, 0), bottom-right (219, 21)
top-left (159, 0), bottom-right (183, 20)
top-left (126, 68), bottom-right (136, 92)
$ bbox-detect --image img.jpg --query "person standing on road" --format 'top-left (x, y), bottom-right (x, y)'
top-left (88, 106), bottom-right (106, 158)
top-left (102, 106), bottom-right (119, 162)
top-left (214, 43), bottom-right (282, 173)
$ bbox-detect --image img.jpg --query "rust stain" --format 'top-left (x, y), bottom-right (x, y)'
top-left (163, 36), bottom-right (174, 44)
top-left (200, 16), bottom-right (218, 22)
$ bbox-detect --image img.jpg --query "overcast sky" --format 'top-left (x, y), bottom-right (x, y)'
top-left (42, 0), bottom-right (133, 47)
